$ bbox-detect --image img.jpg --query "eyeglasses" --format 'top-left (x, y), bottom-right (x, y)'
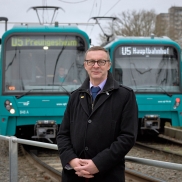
top-left (85, 60), bottom-right (110, 66)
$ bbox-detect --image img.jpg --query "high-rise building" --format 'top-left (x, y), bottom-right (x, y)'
top-left (155, 13), bottom-right (169, 36)
top-left (155, 6), bottom-right (182, 47)
top-left (169, 6), bottom-right (182, 47)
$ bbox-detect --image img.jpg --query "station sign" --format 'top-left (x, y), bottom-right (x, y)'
top-left (119, 46), bottom-right (170, 56)
top-left (10, 37), bottom-right (78, 47)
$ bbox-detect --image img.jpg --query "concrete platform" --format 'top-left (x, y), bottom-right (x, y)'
top-left (164, 126), bottom-right (182, 141)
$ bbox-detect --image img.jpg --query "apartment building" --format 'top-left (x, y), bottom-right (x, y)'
top-left (155, 6), bottom-right (182, 48)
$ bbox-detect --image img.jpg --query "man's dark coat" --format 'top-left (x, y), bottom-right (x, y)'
top-left (57, 72), bottom-right (138, 182)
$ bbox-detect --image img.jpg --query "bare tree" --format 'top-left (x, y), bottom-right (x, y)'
top-left (98, 9), bottom-right (157, 45)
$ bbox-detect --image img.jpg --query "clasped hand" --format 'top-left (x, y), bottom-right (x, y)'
top-left (69, 158), bottom-right (99, 178)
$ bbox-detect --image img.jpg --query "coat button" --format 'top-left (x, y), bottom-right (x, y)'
top-left (85, 147), bottom-right (88, 151)
top-left (88, 120), bottom-right (92, 123)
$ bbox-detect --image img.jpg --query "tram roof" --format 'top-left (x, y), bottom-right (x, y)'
top-left (104, 36), bottom-right (181, 51)
top-left (1, 24), bottom-right (88, 38)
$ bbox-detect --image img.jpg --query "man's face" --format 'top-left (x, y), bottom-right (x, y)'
top-left (84, 50), bottom-right (111, 82)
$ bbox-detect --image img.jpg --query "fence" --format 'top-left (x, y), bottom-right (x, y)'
top-left (0, 135), bottom-right (182, 182)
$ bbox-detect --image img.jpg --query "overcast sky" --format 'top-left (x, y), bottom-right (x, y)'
top-left (0, 0), bottom-right (182, 45)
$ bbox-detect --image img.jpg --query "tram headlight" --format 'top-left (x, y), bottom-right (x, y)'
top-left (43, 46), bottom-right (49, 50)
top-left (6, 105), bottom-right (11, 110)
top-left (4, 100), bottom-right (11, 110)
top-left (4, 100), bottom-right (15, 114)
top-left (10, 109), bottom-right (15, 114)
top-left (5, 100), bottom-right (10, 105)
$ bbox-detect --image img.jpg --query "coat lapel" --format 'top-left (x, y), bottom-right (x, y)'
top-left (91, 91), bottom-right (112, 114)
top-left (78, 72), bottom-right (119, 116)
top-left (79, 92), bottom-right (90, 116)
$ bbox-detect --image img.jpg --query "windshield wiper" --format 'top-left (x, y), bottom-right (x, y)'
top-left (16, 89), bottom-right (33, 99)
top-left (16, 85), bottom-right (71, 99)
top-left (5, 47), bottom-right (17, 71)
top-left (16, 88), bottom-right (54, 99)
top-left (48, 84), bottom-right (71, 96)
top-left (150, 86), bottom-right (172, 97)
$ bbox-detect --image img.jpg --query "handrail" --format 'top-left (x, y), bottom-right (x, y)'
top-left (0, 135), bottom-right (182, 182)
top-left (125, 156), bottom-right (182, 171)
top-left (12, 137), bottom-right (58, 150)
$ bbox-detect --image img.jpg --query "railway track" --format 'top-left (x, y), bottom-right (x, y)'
top-left (21, 145), bottom-right (163, 182)
top-left (125, 135), bottom-right (182, 182)
top-left (136, 134), bottom-right (182, 157)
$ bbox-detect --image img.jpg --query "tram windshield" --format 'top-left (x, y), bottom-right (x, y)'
top-left (4, 35), bottom-right (87, 94)
top-left (114, 45), bottom-right (180, 93)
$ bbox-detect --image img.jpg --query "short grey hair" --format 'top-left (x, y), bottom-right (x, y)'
top-left (84, 46), bottom-right (111, 61)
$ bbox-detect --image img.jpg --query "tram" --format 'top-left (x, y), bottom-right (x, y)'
top-left (105, 36), bottom-right (182, 135)
top-left (0, 22), bottom-right (90, 142)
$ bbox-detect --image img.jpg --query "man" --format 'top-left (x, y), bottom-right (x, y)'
top-left (57, 46), bottom-right (138, 182)
top-left (55, 66), bottom-right (78, 84)
top-left (55, 67), bottom-right (67, 83)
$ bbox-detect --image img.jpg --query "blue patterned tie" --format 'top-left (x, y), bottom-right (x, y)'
top-left (91, 86), bottom-right (101, 100)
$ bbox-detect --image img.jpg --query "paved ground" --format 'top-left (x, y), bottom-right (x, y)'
top-left (0, 140), bottom-right (55, 182)
top-left (1, 138), bottom-right (182, 182)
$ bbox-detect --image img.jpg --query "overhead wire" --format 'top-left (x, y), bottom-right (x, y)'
top-left (98, 0), bottom-right (102, 16)
top-left (85, 0), bottom-right (96, 32)
top-left (54, 11), bottom-right (59, 23)
top-left (42, 0), bottom-right (50, 24)
top-left (59, 0), bottom-right (120, 45)
top-left (88, 0), bottom-right (96, 19)
top-left (44, 0), bottom-right (50, 24)
top-left (42, 0), bottom-right (62, 24)
top-left (103, 0), bottom-right (121, 16)
top-left (88, 0), bottom-right (98, 36)
top-left (58, 0), bottom-right (89, 25)
top-left (42, 0), bottom-right (45, 23)
top-left (102, 0), bottom-right (121, 40)
top-left (88, 0), bottom-right (103, 45)
top-left (58, 0), bottom-right (89, 4)
top-left (88, 0), bottom-right (120, 45)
